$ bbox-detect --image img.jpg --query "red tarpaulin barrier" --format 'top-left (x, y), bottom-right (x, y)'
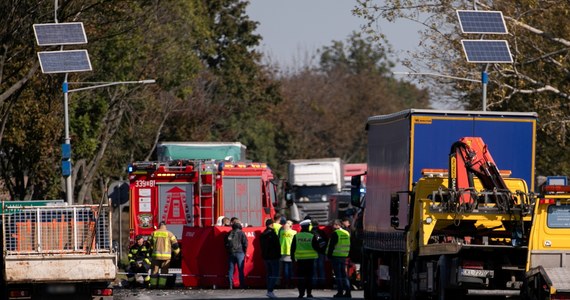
top-left (181, 226), bottom-right (266, 288)
top-left (181, 225), bottom-right (334, 289)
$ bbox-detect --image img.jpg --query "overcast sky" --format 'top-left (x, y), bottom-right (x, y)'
top-left (246, 0), bottom-right (422, 70)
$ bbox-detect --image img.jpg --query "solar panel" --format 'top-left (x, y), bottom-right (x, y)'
top-left (37, 50), bottom-right (92, 73)
top-left (461, 40), bottom-right (513, 63)
top-left (457, 10), bottom-right (507, 34)
top-left (33, 23), bottom-right (87, 46)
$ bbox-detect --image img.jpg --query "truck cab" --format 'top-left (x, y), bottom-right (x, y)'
top-left (286, 158), bottom-right (343, 223)
top-left (524, 184), bottom-right (570, 299)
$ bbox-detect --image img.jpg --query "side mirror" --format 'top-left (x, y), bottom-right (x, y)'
top-left (350, 175), bottom-right (362, 207)
top-left (285, 192), bottom-right (294, 206)
top-left (390, 193), bottom-right (399, 216)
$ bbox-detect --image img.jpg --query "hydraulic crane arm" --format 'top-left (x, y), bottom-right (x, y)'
top-left (449, 137), bottom-right (513, 211)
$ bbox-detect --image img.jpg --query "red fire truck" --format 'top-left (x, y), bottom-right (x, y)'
top-left (128, 159), bottom-right (278, 288)
top-left (128, 159), bottom-right (277, 240)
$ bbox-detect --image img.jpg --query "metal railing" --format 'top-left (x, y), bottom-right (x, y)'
top-left (2, 204), bottom-right (112, 255)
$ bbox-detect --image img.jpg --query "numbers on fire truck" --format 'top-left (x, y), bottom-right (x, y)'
top-left (134, 180), bottom-right (156, 188)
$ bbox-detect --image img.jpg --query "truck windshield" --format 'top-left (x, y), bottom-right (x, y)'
top-left (294, 186), bottom-right (338, 202)
top-left (547, 204), bottom-right (570, 228)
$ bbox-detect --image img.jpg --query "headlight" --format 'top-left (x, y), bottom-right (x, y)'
top-left (321, 195), bottom-right (327, 201)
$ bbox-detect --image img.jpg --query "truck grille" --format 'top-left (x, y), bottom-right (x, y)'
top-left (296, 202), bottom-right (330, 224)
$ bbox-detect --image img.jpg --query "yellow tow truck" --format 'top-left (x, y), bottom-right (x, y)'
top-left (524, 184), bottom-right (570, 300)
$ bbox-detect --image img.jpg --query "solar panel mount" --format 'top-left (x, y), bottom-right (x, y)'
top-left (457, 10), bottom-right (508, 34)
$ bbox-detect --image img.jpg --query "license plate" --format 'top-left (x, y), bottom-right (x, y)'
top-left (460, 268), bottom-right (494, 278)
top-left (46, 284), bottom-right (76, 294)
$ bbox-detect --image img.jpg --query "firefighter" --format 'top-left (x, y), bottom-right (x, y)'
top-left (126, 235), bottom-right (152, 287)
top-left (148, 221), bottom-right (180, 288)
top-left (291, 219), bottom-right (320, 298)
top-left (327, 219), bottom-right (351, 298)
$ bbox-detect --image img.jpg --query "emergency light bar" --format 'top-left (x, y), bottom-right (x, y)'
top-left (222, 162), bottom-right (268, 169)
top-left (542, 185), bottom-right (570, 194)
top-left (129, 161), bottom-right (159, 172)
top-left (422, 168), bottom-right (512, 177)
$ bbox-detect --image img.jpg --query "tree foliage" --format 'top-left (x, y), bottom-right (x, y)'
top-left (0, 0), bottom-right (431, 202)
top-left (274, 33), bottom-right (429, 174)
top-left (355, 0), bottom-right (570, 177)
top-left (0, 0), bottom-right (281, 202)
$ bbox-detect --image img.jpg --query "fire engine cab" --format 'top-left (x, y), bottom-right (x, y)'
top-left (128, 159), bottom-right (278, 240)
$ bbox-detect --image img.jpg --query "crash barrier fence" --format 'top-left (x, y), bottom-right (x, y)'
top-left (2, 205), bottom-right (112, 255)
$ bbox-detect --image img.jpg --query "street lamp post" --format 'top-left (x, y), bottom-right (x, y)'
top-left (61, 79), bottom-right (156, 205)
top-left (34, 3), bottom-right (156, 205)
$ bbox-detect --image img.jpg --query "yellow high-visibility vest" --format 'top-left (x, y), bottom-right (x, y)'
top-left (294, 232), bottom-right (318, 260)
top-left (280, 228), bottom-right (296, 255)
top-left (328, 228), bottom-right (350, 257)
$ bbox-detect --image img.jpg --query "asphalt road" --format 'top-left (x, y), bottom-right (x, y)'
top-left (114, 287), bottom-right (363, 300)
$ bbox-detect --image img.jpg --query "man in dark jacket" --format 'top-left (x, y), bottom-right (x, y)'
top-left (311, 219), bottom-right (328, 288)
top-left (225, 220), bottom-right (248, 289)
top-left (260, 218), bottom-right (281, 298)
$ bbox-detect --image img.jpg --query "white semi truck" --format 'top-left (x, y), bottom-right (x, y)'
top-left (286, 158), bottom-right (343, 224)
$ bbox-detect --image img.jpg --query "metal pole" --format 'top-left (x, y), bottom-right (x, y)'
top-left (54, 0), bottom-right (58, 23)
top-left (61, 80), bottom-right (154, 205)
top-left (481, 71), bottom-right (488, 111)
top-left (63, 74), bottom-right (73, 205)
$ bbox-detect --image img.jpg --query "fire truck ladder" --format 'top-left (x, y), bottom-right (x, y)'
top-left (198, 161), bottom-right (216, 226)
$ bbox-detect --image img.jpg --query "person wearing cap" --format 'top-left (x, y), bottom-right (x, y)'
top-left (327, 219), bottom-right (351, 298)
top-left (260, 218), bottom-right (281, 298)
top-left (291, 219), bottom-right (320, 298)
top-left (148, 221), bottom-right (180, 288)
top-left (126, 235), bottom-right (152, 287)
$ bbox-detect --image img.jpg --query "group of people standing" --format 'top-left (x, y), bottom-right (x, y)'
top-left (259, 213), bottom-right (353, 299)
top-left (127, 215), bottom-right (352, 299)
top-left (126, 221), bottom-right (180, 289)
